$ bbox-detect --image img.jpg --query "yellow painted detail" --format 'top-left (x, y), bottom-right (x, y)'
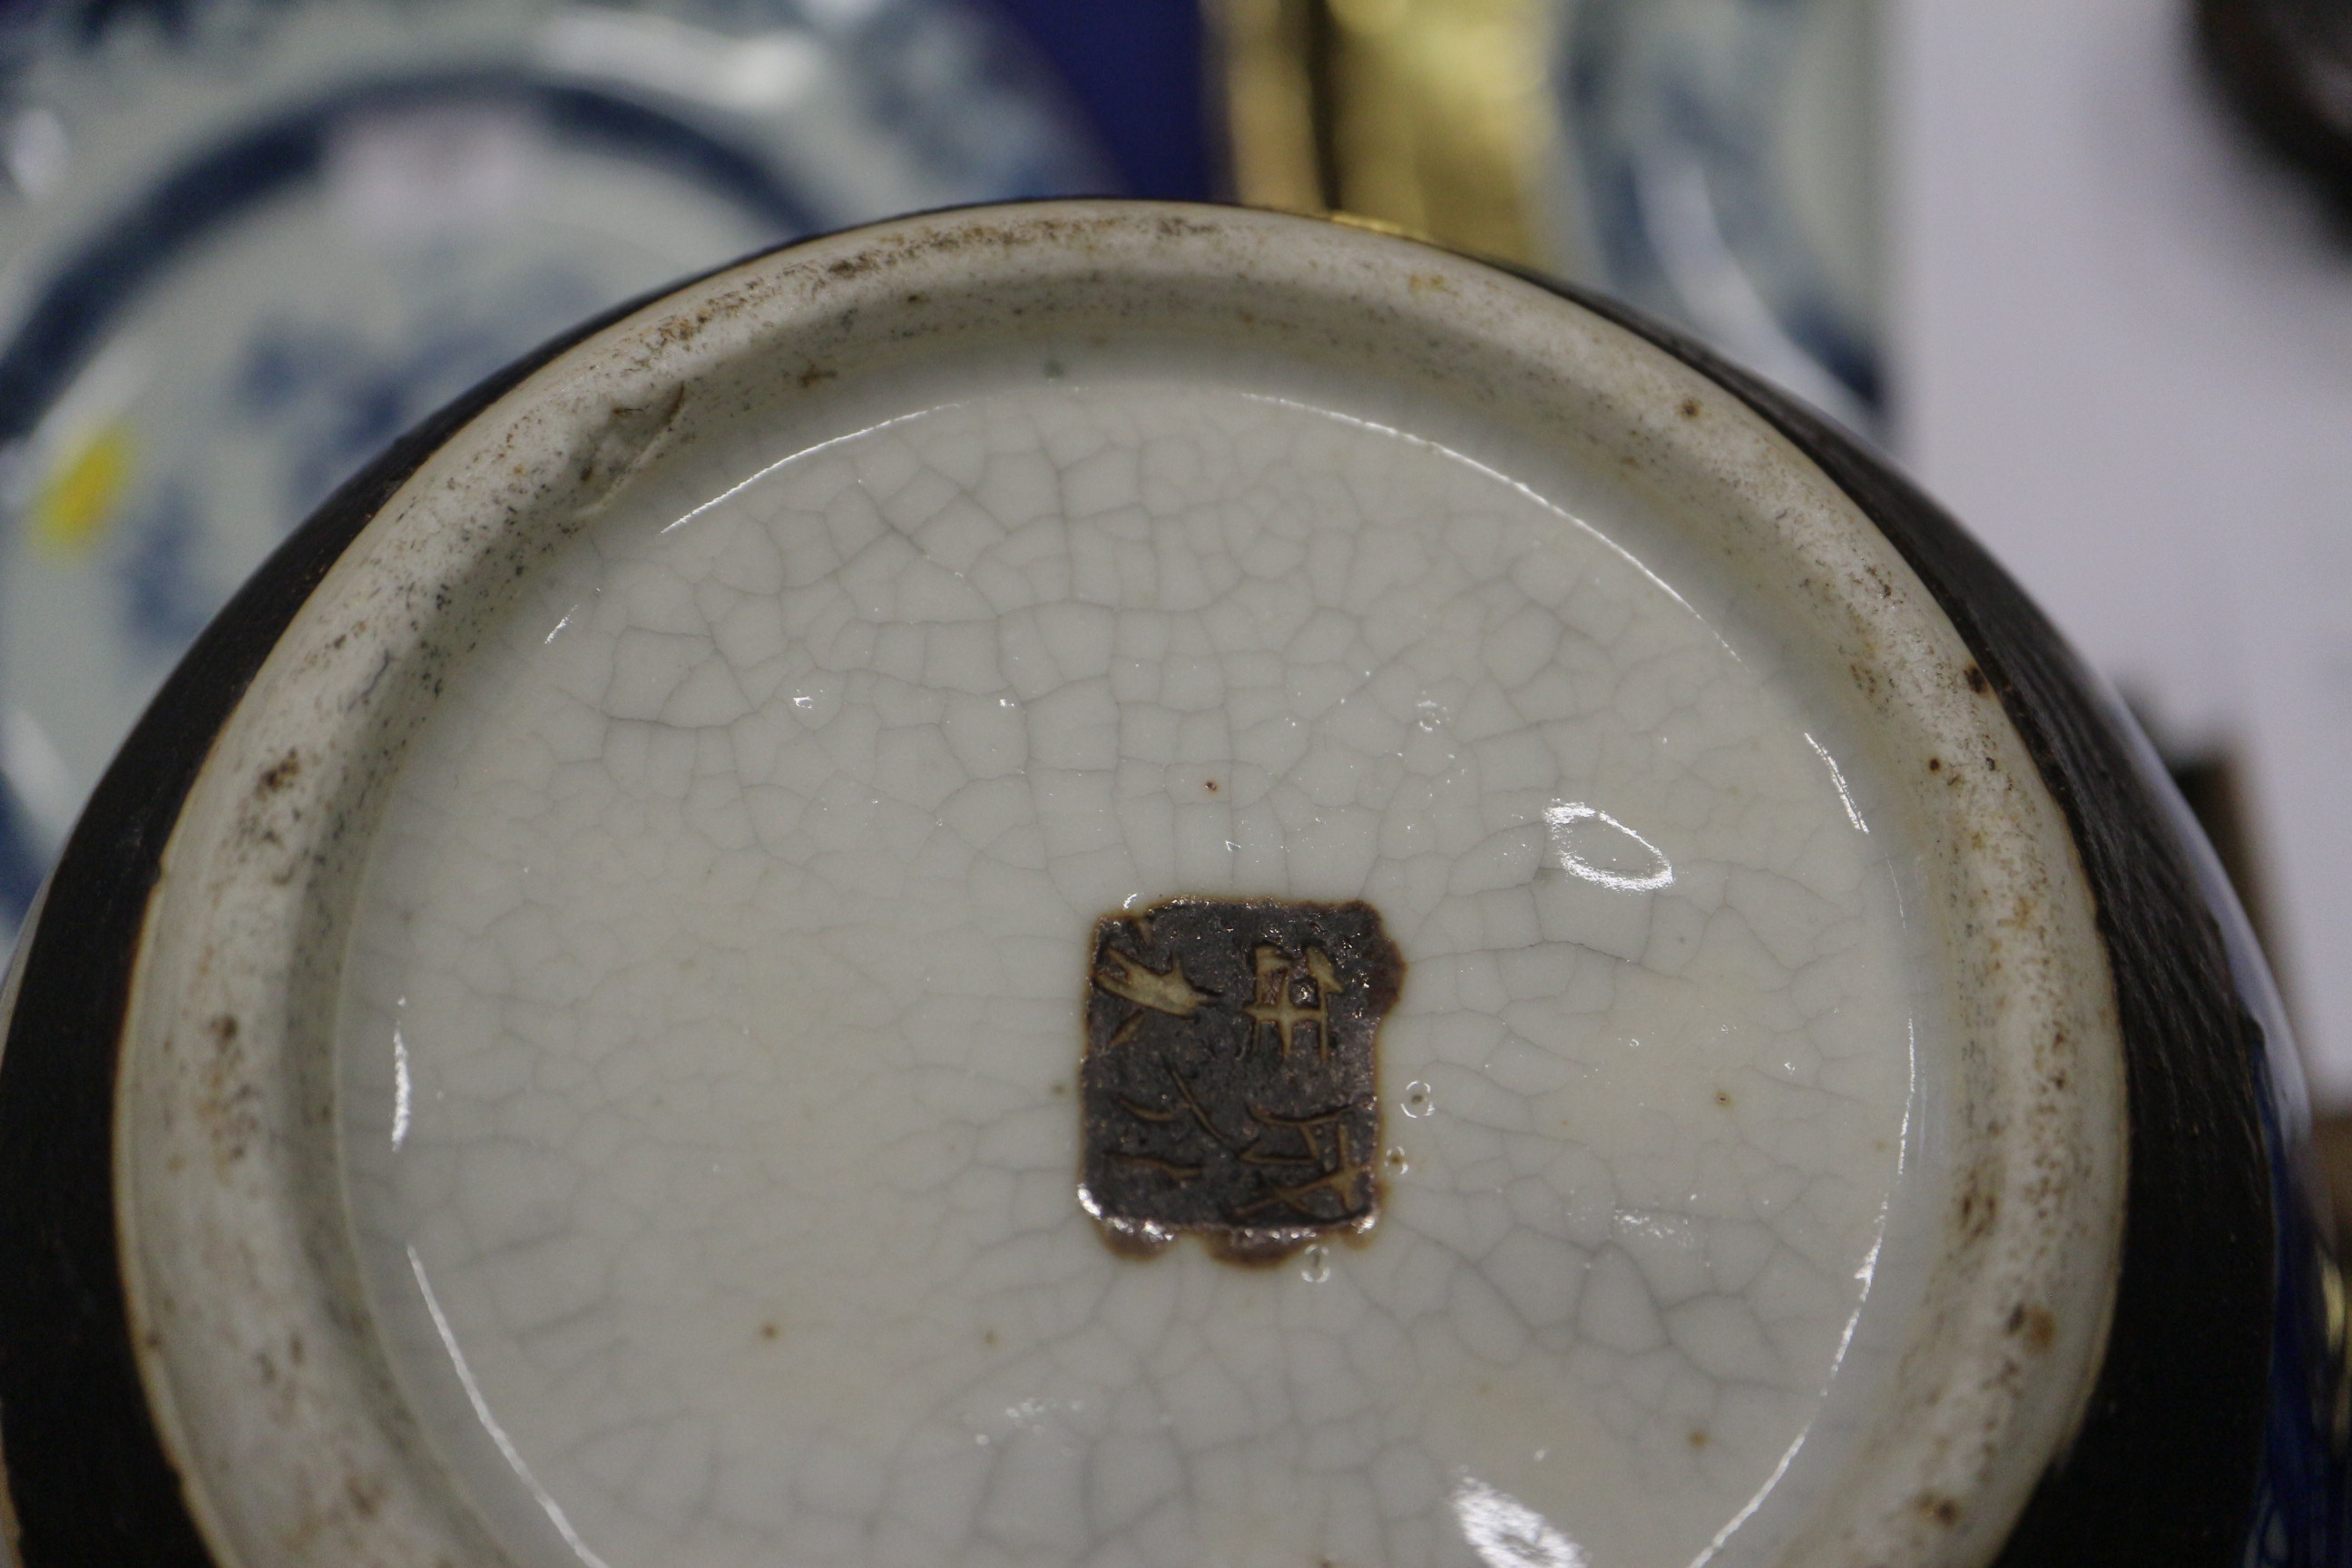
top-left (31, 422), bottom-right (133, 560)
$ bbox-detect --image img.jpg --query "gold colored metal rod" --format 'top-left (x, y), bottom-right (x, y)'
top-left (1209, 0), bottom-right (1555, 269)
top-left (1208, 0), bottom-right (1333, 215)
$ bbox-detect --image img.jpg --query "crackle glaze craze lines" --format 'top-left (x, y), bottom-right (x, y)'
top-left (338, 364), bottom-right (1925, 1568)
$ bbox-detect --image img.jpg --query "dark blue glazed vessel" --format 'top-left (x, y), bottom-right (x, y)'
top-left (0, 201), bottom-right (2340, 1567)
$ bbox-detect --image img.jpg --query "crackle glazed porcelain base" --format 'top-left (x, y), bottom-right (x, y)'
top-left (0, 203), bottom-right (2338, 1568)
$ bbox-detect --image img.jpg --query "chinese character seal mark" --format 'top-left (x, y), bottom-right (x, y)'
top-left (1080, 897), bottom-right (1403, 1264)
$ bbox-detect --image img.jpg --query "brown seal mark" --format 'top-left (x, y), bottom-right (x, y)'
top-left (1080, 897), bottom-right (1403, 1265)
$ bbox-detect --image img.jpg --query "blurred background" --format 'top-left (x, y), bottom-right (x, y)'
top-left (4, 0), bottom-right (2349, 1195)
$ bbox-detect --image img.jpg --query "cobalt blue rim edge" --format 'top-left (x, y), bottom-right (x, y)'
top-left (1529, 268), bottom-right (2345, 1564)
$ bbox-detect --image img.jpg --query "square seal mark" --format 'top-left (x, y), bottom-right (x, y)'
top-left (1080, 897), bottom-right (1403, 1263)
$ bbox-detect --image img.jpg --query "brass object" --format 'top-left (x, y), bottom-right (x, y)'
top-left (1210, 0), bottom-right (1332, 216)
top-left (1209, 0), bottom-right (1562, 269)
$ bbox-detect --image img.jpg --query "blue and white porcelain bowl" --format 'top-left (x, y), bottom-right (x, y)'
top-left (0, 203), bottom-right (2338, 1567)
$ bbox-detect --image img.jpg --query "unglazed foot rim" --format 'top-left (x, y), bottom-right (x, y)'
top-left (103, 203), bottom-right (2124, 1568)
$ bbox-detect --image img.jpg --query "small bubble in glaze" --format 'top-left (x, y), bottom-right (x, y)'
top-left (1300, 1245), bottom-right (1331, 1284)
top-left (1401, 1082), bottom-right (1434, 1119)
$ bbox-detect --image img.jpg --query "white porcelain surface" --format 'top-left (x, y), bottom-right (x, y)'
top-left (338, 345), bottom-right (1930, 1568)
top-left (103, 205), bottom-right (2125, 1568)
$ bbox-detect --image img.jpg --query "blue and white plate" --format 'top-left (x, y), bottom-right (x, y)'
top-left (1552, 0), bottom-right (1880, 432)
top-left (0, 0), bottom-right (1112, 939)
